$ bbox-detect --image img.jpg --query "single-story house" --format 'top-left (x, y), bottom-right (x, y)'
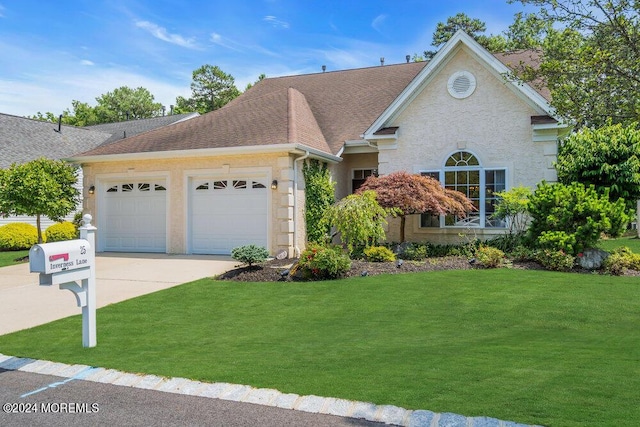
top-left (70, 30), bottom-right (570, 256)
top-left (0, 112), bottom-right (198, 229)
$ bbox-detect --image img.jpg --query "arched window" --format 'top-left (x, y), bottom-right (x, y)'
top-left (421, 151), bottom-right (506, 228)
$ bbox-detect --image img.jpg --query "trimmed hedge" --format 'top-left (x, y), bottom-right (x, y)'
top-left (45, 221), bottom-right (78, 242)
top-left (0, 223), bottom-right (41, 250)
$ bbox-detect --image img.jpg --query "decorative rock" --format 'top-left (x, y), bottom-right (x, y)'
top-left (577, 248), bottom-right (609, 270)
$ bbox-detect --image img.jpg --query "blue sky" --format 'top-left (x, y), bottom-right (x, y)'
top-left (0, 0), bottom-right (532, 118)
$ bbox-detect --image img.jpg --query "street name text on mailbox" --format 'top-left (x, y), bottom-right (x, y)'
top-left (29, 239), bottom-right (91, 275)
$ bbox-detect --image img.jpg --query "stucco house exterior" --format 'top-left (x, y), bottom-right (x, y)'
top-left (69, 31), bottom-right (569, 256)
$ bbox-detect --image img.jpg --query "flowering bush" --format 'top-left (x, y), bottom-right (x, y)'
top-left (297, 243), bottom-right (351, 280)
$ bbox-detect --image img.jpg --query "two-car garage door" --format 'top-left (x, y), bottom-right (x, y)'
top-left (100, 177), bottom-right (268, 255)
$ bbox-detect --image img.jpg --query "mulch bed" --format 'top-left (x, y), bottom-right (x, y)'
top-left (216, 255), bottom-right (640, 282)
top-left (216, 256), bottom-right (552, 282)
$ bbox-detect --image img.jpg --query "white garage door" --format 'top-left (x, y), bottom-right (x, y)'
top-left (102, 181), bottom-right (167, 252)
top-left (190, 178), bottom-right (268, 254)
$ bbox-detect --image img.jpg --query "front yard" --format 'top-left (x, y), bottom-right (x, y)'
top-left (0, 269), bottom-right (638, 426)
top-left (0, 250), bottom-right (29, 268)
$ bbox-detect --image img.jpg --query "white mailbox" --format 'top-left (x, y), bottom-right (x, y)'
top-left (29, 239), bottom-right (92, 285)
top-left (29, 214), bottom-right (98, 348)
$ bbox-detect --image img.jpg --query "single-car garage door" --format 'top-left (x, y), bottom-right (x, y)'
top-left (102, 181), bottom-right (167, 252)
top-left (190, 178), bottom-right (268, 254)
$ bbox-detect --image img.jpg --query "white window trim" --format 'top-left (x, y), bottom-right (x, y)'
top-left (419, 155), bottom-right (508, 229)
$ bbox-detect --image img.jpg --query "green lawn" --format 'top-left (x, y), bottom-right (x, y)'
top-left (1, 269), bottom-right (638, 426)
top-left (0, 250), bottom-right (29, 268)
top-left (598, 234), bottom-right (640, 253)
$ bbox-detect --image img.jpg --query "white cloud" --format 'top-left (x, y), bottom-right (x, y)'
top-left (210, 32), bottom-right (243, 52)
top-left (0, 4), bottom-right (5, 18)
top-left (263, 16), bottom-right (290, 29)
top-left (80, 59), bottom-right (95, 66)
top-left (371, 14), bottom-right (387, 33)
top-left (135, 20), bottom-right (197, 49)
top-left (0, 43), bottom-right (191, 117)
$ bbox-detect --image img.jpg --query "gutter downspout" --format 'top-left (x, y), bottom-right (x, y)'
top-left (293, 150), bottom-right (310, 258)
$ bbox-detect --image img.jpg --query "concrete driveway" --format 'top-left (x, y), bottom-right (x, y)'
top-left (0, 253), bottom-right (237, 335)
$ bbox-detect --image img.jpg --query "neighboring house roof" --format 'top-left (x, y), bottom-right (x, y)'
top-left (0, 113), bottom-right (111, 169)
top-left (0, 113), bottom-right (200, 169)
top-left (73, 31), bottom-right (556, 161)
top-left (84, 113), bottom-right (199, 145)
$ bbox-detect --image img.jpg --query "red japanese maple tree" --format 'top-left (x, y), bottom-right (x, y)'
top-left (357, 171), bottom-right (475, 242)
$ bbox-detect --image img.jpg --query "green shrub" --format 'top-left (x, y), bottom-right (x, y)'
top-left (321, 191), bottom-right (392, 255)
top-left (475, 246), bottom-right (505, 268)
top-left (45, 221), bottom-right (77, 242)
top-left (509, 245), bottom-right (538, 262)
top-left (231, 244), bottom-right (270, 267)
top-left (297, 243), bottom-right (351, 280)
top-left (400, 243), bottom-right (429, 260)
top-left (494, 186), bottom-right (531, 234)
top-left (536, 249), bottom-right (575, 272)
top-left (602, 247), bottom-right (640, 275)
top-left (0, 223), bottom-right (41, 250)
top-left (364, 246), bottom-right (396, 262)
top-left (303, 159), bottom-right (335, 243)
top-left (485, 232), bottom-right (527, 253)
top-left (528, 181), bottom-right (630, 255)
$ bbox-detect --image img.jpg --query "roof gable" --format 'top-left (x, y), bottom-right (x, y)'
top-left (364, 30), bottom-right (559, 138)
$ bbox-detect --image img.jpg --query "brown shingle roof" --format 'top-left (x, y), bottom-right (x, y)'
top-left (493, 49), bottom-right (551, 101)
top-left (76, 50), bottom-right (552, 159)
top-left (77, 62), bottom-right (428, 158)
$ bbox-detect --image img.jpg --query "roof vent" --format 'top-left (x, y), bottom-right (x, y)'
top-left (322, 65), bottom-right (326, 72)
top-left (380, 57), bottom-right (384, 66)
top-left (447, 71), bottom-right (476, 99)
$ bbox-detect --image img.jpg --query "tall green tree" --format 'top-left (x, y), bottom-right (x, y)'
top-left (175, 65), bottom-right (240, 114)
top-left (0, 158), bottom-right (80, 243)
top-left (555, 122), bottom-right (640, 235)
top-left (30, 87), bottom-right (162, 126)
top-left (509, 0), bottom-right (640, 127)
top-left (94, 86), bottom-right (163, 122)
top-left (426, 11), bottom-right (553, 59)
top-left (425, 13), bottom-right (508, 58)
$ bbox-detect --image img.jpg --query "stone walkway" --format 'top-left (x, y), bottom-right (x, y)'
top-left (0, 354), bottom-right (542, 427)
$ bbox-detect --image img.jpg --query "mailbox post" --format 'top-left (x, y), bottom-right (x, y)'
top-left (29, 214), bottom-right (97, 347)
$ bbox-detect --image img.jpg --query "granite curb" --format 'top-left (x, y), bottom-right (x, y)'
top-left (0, 354), bottom-right (542, 427)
